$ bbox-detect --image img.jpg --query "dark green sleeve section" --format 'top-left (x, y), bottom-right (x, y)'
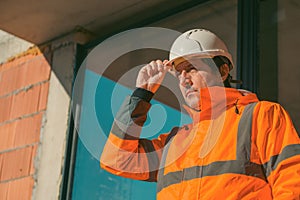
top-left (111, 93), bottom-right (151, 140)
top-left (132, 87), bottom-right (154, 102)
top-left (108, 89), bottom-right (168, 182)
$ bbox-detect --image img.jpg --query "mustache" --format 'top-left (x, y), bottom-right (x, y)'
top-left (184, 86), bottom-right (198, 97)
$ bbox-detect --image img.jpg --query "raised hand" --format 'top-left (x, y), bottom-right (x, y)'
top-left (136, 60), bottom-right (169, 93)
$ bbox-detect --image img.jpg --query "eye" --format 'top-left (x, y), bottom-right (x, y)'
top-left (175, 61), bottom-right (198, 75)
top-left (185, 65), bottom-right (197, 73)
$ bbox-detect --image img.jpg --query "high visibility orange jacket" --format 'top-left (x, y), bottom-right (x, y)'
top-left (100, 87), bottom-right (300, 199)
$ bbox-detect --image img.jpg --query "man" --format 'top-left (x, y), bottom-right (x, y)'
top-left (100, 29), bottom-right (300, 199)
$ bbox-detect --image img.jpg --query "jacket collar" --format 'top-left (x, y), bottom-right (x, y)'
top-left (183, 86), bottom-right (259, 122)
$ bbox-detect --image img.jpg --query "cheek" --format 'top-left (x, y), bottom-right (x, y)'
top-left (178, 83), bottom-right (187, 97)
top-left (194, 72), bottom-right (221, 86)
top-left (192, 72), bottom-right (210, 86)
top-left (179, 84), bottom-right (185, 94)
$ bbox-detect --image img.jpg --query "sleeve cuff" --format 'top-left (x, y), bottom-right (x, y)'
top-left (132, 88), bottom-right (154, 102)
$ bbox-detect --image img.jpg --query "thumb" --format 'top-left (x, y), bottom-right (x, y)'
top-left (163, 59), bottom-right (169, 65)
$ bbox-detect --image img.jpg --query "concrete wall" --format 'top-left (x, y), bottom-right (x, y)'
top-left (0, 1), bottom-right (299, 199)
top-left (0, 30), bottom-right (32, 64)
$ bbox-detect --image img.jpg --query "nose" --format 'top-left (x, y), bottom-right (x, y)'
top-left (179, 70), bottom-right (193, 87)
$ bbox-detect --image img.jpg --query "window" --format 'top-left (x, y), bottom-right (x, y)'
top-left (67, 1), bottom-right (239, 199)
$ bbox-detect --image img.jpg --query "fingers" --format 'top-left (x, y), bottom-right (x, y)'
top-left (144, 60), bottom-right (167, 77)
top-left (157, 60), bottom-right (167, 74)
top-left (136, 59), bottom-right (169, 93)
top-left (148, 60), bottom-right (158, 76)
top-left (163, 59), bottom-right (171, 69)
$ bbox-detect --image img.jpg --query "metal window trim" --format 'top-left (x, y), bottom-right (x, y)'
top-left (59, 44), bottom-right (88, 200)
top-left (237, 0), bottom-right (260, 93)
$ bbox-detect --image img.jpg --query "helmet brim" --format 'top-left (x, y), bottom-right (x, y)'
top-left (166, 51), bottom-right (233, 76)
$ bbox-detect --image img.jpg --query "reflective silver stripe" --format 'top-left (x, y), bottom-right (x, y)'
top-left (236, 102), bottom-right (257, 161)
top-left (263, 144), bottom-right (300, 177)
top-left (111, 122), bottom-right (140, 140)
top-left (157, 160), bottom-right (266, 192)
top-left (157, 103), bottom-right (267, 193)
top-left (139, 139), bottom-right (160, 182)
top-left (235, 103), bottom-right (266, 180)
top-left (157, 128), bottom-right (178, 192)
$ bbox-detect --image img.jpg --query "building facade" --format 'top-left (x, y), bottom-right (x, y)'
top-left (0, 0), bottom-right (299, 199)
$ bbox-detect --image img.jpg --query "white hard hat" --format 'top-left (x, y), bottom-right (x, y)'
top-left (168, 29), bottom-right (233, 71)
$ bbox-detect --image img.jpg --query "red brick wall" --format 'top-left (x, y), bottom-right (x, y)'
top-left (0, 49), bottom-right (51, 200)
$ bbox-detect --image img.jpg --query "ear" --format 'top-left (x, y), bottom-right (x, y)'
top-left (219, 64), bottom-right (230, 81)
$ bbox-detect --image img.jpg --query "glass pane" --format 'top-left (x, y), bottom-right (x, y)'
top-left (260, 0), bottom-right (300, 131)
top-left (277, 0), bottom-right (300, 131)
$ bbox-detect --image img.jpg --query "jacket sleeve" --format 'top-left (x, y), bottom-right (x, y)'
top-left (100, 88), bottom-right (170, 182)
top-left (254, 102), bottom-right (300, 199)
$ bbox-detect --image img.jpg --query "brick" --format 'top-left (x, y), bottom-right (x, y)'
top-left (10, 85), bottom-right (40, 120)
top-left (0, 55), bottom-right (51, 97)
top-left (13, 113), bottom-right (42, 148)
top-left (0, 154), bottom-right (3, 174)
top-left (24, 55), bottom-right (50, 86)
top-left (0, 64), bottom-right (20, 96)
top-left (0, 122), bottom-right (16, 152)
top-left (0, 52), bottom-right (41, 73)
top-left (29, 145), bottom-right (38, 175)
top-left (0, 95), bottom-right (12, 123)
top-left (0, 145), bottom-right (36, 181)
top-left (0, 181), bottom-right (8, 200)
top-left (0, 61), bottom-right (15, 72)
top-left (2, 83), bottom-right (48, 122)
top-left (7, 176), bottom-right (34, 200)
top-left (38, 82), bottom-right (49, 111)
top-left (15, 62), bottom-right (27, 95)
top-left (0, 113), bottom-right (42, 151)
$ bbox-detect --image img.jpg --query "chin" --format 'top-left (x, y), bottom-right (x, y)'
top-left (186, 96), bottom-right (200, 110)
top-left (189, 103), bottom-right (200, 110)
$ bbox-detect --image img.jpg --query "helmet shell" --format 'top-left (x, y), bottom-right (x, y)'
top-left (168, 29), bottom-right (233, 70)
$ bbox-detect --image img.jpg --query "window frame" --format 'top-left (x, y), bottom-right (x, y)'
top-left (60, 0), bottom-right (263, 199)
